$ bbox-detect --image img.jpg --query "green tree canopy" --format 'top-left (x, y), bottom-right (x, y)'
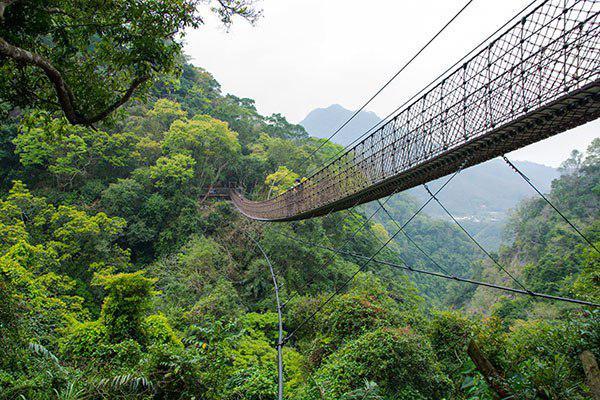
top-left (0, 0), bottom-right (260, 125)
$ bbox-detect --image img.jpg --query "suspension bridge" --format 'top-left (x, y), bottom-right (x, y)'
top-left (217, 1), bottom-right (600, 398)
top-left (230, 0), bottom-right (600, 221)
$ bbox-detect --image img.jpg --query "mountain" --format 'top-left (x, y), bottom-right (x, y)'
top-left (408, 158), bottom-right (559, 219)
top-left (408, 159), bottom-right (559, 249)
top-left (299, 104), bottom-right (381, 146)
top-left (301, 104), bottom-right (559, 249)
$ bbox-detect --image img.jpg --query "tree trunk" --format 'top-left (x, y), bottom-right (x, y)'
top-left (580, 350), bottom-right (600, 400)
top-left (467, 340), bottom-right (512, 399)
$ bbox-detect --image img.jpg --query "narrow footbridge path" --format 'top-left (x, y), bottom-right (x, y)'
top-left (232, 0), bottom-right (600, 221)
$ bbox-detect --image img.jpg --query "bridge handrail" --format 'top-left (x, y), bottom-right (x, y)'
top-left (234, 0), bottom-right (600, 221)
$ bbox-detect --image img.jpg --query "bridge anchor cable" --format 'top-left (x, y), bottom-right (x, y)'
top-left (422, 183), bottom-right (532, 293)
top-left (503, 155), bottom-right (600, 254)
top-left (283, 165), bottom-right (462, 343)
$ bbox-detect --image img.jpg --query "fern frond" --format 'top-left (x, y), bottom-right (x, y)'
top-left (97, 373), bottom-right (154, 392)
top-left (28, 342), bottom-right (61, 365)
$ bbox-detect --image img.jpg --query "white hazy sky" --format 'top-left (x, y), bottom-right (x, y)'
top-left (184, 0), bottom-right (599, 167)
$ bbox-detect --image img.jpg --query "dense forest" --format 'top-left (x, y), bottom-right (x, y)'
top-left (1, 1), bottom-right (599, 399)
top-left (1, 60), bottom-right (599, 399)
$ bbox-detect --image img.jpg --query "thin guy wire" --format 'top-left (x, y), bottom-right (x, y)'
top-left (245, 231), bottom-right (285, 400)
top-left (283, 165), bottom-right (463, 343)
top-left (267, 201), bottom-right (397, 305)
top-left (274, 180), bottom-right (403, 300)
top-left (283, 235), bottom-right (600, 308)
top-left (264, 193), bottom-right (395, 309)
top-left (236, 186), bottom-right (376, 301)
top-left (299, 0), bottom-right (542, 181)
top-left (423, 183), bottom-right (532, 293)
top-left (280, 189), bottom-right (399, 308)
top-left (376, 199), bottom-right (454, 276)
top-left (270, 0), bottom-right (478, 197)
top-left (503, 155), bottom-right (600, 254)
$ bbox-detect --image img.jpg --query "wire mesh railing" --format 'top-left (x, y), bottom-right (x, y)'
top-left (232, 0), bottom-right (600, 221)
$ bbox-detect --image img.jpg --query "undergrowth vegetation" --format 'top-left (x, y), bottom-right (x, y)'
top-left (1, 58), bottom-right (598, 400)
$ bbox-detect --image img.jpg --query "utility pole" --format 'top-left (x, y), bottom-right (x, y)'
top-left (251, 237), bottom-right (284, 400)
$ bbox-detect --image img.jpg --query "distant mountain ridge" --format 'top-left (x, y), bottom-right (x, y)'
top-left (299, 104), bottom-right (381, 146)
top-left (408, 158), bottom-right (559, 249)
top-left (300, 104), bottom-right (559, 249)
top-left (408, 158), bottom-right (559, 218)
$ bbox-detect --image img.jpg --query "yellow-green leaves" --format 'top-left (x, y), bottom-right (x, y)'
top-left (265, 166), bottom-right (298, 196)
top-left (150, 154), bottom-right (196, 190)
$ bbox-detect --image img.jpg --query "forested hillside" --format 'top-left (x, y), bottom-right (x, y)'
top-left (2, 57), bottom-right (599, 399)
top-left (465, 144), bottom-right (600, 318)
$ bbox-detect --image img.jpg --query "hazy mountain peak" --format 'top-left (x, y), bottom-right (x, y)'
top-left (300, 104), bottom-right (381, 146)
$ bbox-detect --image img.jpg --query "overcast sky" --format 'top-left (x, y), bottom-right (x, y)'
top-left (184, 0), bottom-right (599, 167)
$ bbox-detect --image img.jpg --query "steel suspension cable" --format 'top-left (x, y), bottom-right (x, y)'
top-left (283, 165), bottom-right (463, 343)
top-left (237, 183), bottom-right (381, 306)
top-left (375, 200), bottom-right (455, 276)
top-left (300, 0), bottom-right (542, 181)
top-left (423, 183), bottom-right (532, 293)
top-left (503, 155), bottom-right (600, 254)
top-left (282, 236), bottom-right (600, 308)
top-left (266, 198), bottom-right (407, 307)
top-left (271, 0), bottom-right (478, 196)
top-left (261, 191), bottom-right (397, 311)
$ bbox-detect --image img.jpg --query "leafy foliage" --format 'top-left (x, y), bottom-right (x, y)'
top-left (1, 52), bottom-right (598, 400)
top-left (0, 0), bottom-right (260, 124)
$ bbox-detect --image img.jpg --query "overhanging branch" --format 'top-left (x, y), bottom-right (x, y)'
top-left (0, 36), bottom-right (148, 125)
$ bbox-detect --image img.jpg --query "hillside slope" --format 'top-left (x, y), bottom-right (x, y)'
top-left (2, 63), bottom-right (597, 400)
top-left (464, 140), bottom-right (600, 317)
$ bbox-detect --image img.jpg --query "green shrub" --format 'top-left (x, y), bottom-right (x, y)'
top-left (325, 294), bottom-right (394, 346)
top-left (314, 327), bottom-right (451, 399)
top-left (144, 343), bottom-right (208, 399)
top-left (502, 319), bottom-right (589, 399)
top-left (94, 271), bottom-right (157, 343)
top-left (142, 314), bottom-right (182, 348)
top-left (59, 320), bottom-right (106, 359)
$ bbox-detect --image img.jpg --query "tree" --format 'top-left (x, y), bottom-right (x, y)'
top-left (149, 153), bottom-right (196, 191)
top-left (264, 166), bottom-right (298, 196)
top-left (0, 0), bottom-right (261, 125)
top-left (263, 113), bottom-right (308, 140)
top-left (163, 114), bottom-right (241, 185)
top-left (313, 327), bottom-right (451, 400)
top-left (13, 112), bottom-right (138, 188)
top-left (1, 180), bottom-right (131, 292)
top-left (94, 271), bottom-right (157, 343)
top-left (559, 149), bottom-right (583, 174)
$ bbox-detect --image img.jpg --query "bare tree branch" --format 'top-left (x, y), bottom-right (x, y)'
top-left (215, 0), bottom-right (262, 25)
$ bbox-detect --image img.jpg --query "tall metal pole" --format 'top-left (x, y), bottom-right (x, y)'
top-left (250, 236), bottom-right (284, 400)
